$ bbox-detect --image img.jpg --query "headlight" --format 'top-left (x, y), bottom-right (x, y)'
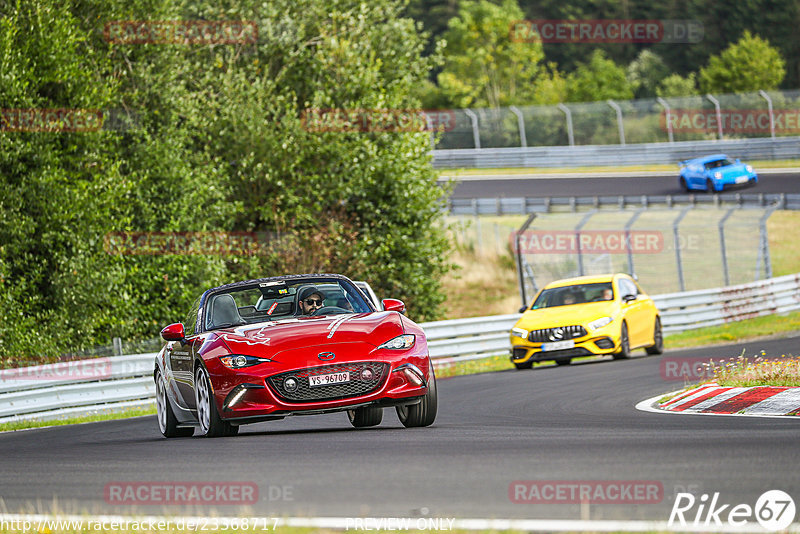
top-left (378, 334), bottom-right (415, 350)
top-left (219, 354), bottom-right (271, 369)
top-left (714, 171), bottom-right (722, 180)
top-left (511, 327), bottom-right (528, 339)
top-left (587, 317), bottom-right (613, 331)
top-left (746, 165), bottom-right (754, 173)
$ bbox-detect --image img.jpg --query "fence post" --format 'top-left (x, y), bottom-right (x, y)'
top-left (575, 210), bottom-right (597, 276)
top-left (757, 207), bottom-right (776, 280)
top-left (557, 103), bottom-right (575, 146)
top-left (718, 208), bottom-right (736, 286)
top-left (509, 106), bottom-right (527, 148)
top-left (706, 94), bottom-right (724, 140)
top-left (515, 213), bottom-right (538, 308)
top-left (673, 208), bottom-right (691, 291)
top-left (607, 100), bottom-right (625, 145)
top-left (758, 90), bottom-right (776, 139)
top-left (624, 210), bottom-right (645, 276)
top-left (113, 337), bottom-right (123, 357)
top-left (464, 109), bottom-right (481, 149)
top-left (656, 97), bottom-right (674, 143)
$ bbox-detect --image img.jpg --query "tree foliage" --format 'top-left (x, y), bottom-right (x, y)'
top-left (435, 0), bottom-right (562, 108)
top-left (566, 50), bottom-right (634, 103)
top-left (0, 0), bottom-right (452, 361)
top-left (698, 31), bottom-right (786, 93)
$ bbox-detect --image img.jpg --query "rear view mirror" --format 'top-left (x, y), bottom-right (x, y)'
top-left (382, 298), bottom-right (406, 314)
top-left (518, 305), bottom-right (528, 313)
top-left (622, 294), bottom-right (636, 303)
top-left (161, 322), bottom-right (185, 342)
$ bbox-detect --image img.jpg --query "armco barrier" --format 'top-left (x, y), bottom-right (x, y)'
top-left (448, 193), bottom-right (800, 215)
top-left (2, 273), bottom-right (799, 423)
top-left (432, 137), bottom-right (800, 169)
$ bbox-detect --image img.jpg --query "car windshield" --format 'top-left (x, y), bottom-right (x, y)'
top-left (530, 282), bottom-right (614, 309)
top-left (203, 278), bottom-right (373, 331)
top-left (704, 158), bottom-right (734, 169)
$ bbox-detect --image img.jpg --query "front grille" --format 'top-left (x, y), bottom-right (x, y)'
top-left (532, 347), bottom-right (593, 359)
top-left (528, 325), bottom-right (587, 342)
top-left (268, 362), bottom-right (388, 402)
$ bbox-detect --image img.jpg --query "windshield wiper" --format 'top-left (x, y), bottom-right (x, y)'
top-left (211, 321), bottom-right (246, 329)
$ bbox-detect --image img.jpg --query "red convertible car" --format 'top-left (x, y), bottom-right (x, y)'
top-left (155, 274), bottom-right (437, 437)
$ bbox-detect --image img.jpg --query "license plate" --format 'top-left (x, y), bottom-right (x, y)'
top-left (309, 372), bottom-right (350, 387)
top-left (736, 176), bottom-right (749, 184)
top-left (542, 340), bottom-right (575, 351)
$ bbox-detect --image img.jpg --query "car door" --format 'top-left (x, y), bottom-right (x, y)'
top-left (167, 299), bottom-right (202, 410)
top-left (618, 277), bottom-right (650, 348)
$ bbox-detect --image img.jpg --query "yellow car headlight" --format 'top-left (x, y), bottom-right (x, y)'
top-left (511, 327), bottom-right (528, 339)
top-left (587, 317), bottom-right (613, 331)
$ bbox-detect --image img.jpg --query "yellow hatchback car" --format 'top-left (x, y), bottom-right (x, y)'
top-left (509, 273), bottom-right (663, 370)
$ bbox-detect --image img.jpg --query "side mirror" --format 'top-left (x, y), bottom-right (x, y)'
top-left (735, 158), bottom-right (741, 164)
top-left (622, 294), bottom-right (637, 303)
top-left (382, 298), bottom-right (406, 314)
top-left (518, 305), bottom-right (528, 313)
top-left (161, 322), bottom-right (185, 342)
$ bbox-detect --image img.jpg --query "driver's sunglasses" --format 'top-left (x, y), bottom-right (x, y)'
top-left (304, 298), bottom-right (323, 306)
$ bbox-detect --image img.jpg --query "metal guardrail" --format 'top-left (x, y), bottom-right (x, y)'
top-left (448, 193), bottom-right (800, 215)
top-left (432, 136), bottom-right (800, 169)
top-left (2, 273), bottom-right (799, 423)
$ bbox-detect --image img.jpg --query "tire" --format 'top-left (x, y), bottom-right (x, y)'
top-left (396, 369), bottom-right (437, 428)
top-left (514, 360), bottom-right (533, 370)
top-left (645, 317), bottom-right (664, 355)
top-left (612, 322), bottom-right (632, 360)
top-left (555, 358), bottom-right (571, 366)
top-left (194, 364), bottom-right (236, 437)
top-left (347, 406), bottom-right (383, 428)
top-left (155, 370), bottom-right (193, 438)
top-left (680, 176), bottom-right (689, 191)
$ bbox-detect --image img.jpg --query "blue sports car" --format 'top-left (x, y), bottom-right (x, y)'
top-left (678, 154), bottom-right (758, 192)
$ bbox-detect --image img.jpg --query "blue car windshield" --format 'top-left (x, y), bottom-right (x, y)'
top-left (704, 158), bottom-right (733, 169)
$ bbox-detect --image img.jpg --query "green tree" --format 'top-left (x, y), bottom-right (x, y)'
top-left (656, 73), bottom-right (698, 98)
top-left (699, 30), bottom-right (786, 93)
top-left (627, 50), bottom-right (670, 99)
top-left (436, 0), bottom-right (562, 108)
top-left (566, 50), bottom-right (634, 102)
top-left (0, 0), bottom-right (453, 360)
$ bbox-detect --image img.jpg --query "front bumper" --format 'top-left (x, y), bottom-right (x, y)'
top-left (207, 354), bottom-right (432, 421)
top-left (510, 329), bottom-right (620, 364)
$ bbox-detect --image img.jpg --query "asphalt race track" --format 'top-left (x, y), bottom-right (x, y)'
top-left (447, 172), bottom-right (800, 198)
top-left (1, 337), bottom-right (798, 522)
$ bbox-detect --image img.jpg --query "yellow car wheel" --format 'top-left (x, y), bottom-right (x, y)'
top-left (612, 322), bottom-right (632, 360)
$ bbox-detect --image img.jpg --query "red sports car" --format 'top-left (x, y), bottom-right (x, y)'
top-left (154, 274), bottom-right (437, 437)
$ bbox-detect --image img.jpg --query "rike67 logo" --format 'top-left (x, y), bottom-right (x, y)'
top-left (669, 490), bottom-right (796, 531)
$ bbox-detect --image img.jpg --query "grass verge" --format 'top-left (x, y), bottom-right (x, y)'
top-left (707, 354), bottom-right (800, 387)
top-left (0, 406), bottom-right (155, 433)
top-left (662, 310), bottom-right (800, 350)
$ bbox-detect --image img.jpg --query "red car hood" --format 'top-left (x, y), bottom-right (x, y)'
top-left (212, 312), bottom-right (405, 360)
